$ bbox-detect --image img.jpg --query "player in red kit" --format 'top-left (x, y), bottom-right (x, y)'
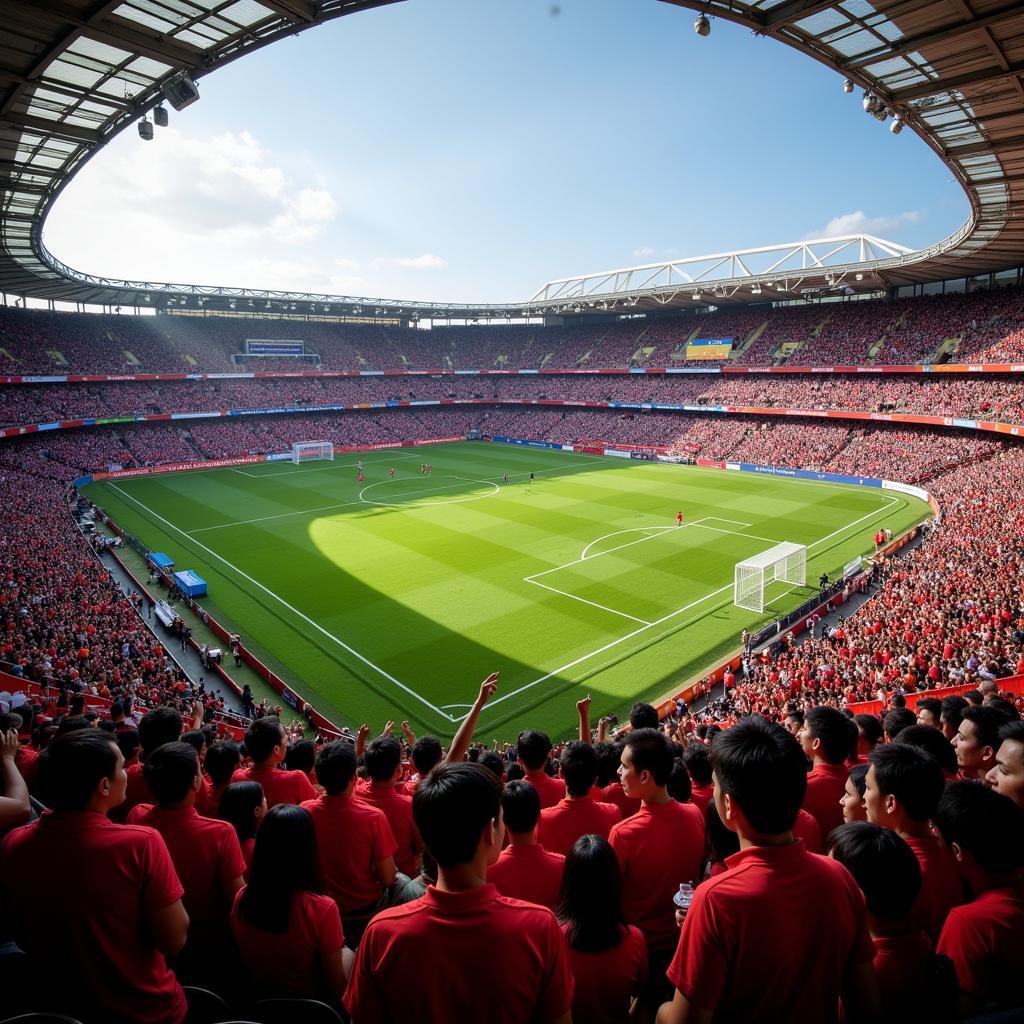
top-left (676, 511), bottom-right (683, 527)
top-left (389, 467), bottom-right (395, 478)
top-left (358, 472), bottom-right (364, 483)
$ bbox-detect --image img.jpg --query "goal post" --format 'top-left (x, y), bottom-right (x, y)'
top-left (734, 542), bottom-right (806, 613)
top-left (291, 440), bottom-right (334, 464)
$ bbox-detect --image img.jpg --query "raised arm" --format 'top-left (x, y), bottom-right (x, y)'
top-left (0, 730), bottom-right (30, 828)
top-left (577, 695), bottom-right (592, 744)
top-left (445, 673), bottom-right (499, 764)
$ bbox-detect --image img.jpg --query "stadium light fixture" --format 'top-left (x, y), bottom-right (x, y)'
top-left (890, 117), bottom-right (904, 134)
top-left (843, 79), bottom-right (855, 94)
top-left (137, 118), bottom-right (153, 141)
top-left (161, 72), bottom-right (200, 112)
top-left (862, 92), bottom-right (880, 114)
top-left (694, 13), bottom-right (711, 36)
top-left (153, 105), bottom-right (169, 128)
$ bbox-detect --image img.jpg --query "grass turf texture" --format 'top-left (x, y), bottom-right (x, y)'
top-left (83, 441), bottom-right (931, 740)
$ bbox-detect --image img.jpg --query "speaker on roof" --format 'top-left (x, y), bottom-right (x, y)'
top-left (161, 73), bottom-right (200, 112)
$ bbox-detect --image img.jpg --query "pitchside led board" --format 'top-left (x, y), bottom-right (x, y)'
top-left (685, 338), bottom-right (734, 361)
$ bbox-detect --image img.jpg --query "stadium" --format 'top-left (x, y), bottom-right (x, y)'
top-left (1, 1), bottom-right (1024, 1022)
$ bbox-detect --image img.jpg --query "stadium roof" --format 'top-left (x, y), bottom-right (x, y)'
top-left (1, 0), bottom-right (1023, 319)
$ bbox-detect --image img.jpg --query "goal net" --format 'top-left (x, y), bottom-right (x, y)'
top-left (292, 441), bottom-right (334, 464)
top-left (734, 542), bottom-right (806, 613)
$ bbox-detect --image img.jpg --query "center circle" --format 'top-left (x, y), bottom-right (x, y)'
top-left (358, 474), bottom-right (500, 508)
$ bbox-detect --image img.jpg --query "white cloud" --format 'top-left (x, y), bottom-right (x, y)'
top-left (395, 253), bottom-right (448, 270)
top-left (632, 245), bottom-right (655, 258)
top-left (806, 210), bottom-right (923, 240)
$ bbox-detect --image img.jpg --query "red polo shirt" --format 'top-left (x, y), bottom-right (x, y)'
top-left (904, 833), bottom-right (962, 938)
top-left (802, 762), bottom-right (849, 840)
top-left (609, 800), bottom-right (704, 953)
top-left (564, 923), bottom-right (648, 1024)
top-left (690, 782), bottom-right (714, 814)
top-left (873, 930), bottom-right (932, 1017)
top-left (126, 804), bottom-right (245, 941)
top-left (110, 760), bottom-right (154, 822)
top-left (301, 793), bottom-right (397, 913)
top-left (793, 807), bottom-right (823, 854)
top-left (232, 887), bottom-right (344, 1000)
top-left (356, 783), bottom-right (423, 877)
top-left (602, 781), bottom-right (642, 819)
top-left (0, 811), bottom-right (187, 1024)
top-left (232, 764), bottom-right (316, 808)
top-left (538, 796), bottom-right (621, 856)
top-left (489, 843), bottom-right (565, 908)
top-left (668, 841), bottom-right (874, 1021)
top-left (344, 884), bottom-right (573, 1023)
top-left (937, 887), bottom-right (1024, 1007)
top-left (524, 769), bottom-right (566, 809)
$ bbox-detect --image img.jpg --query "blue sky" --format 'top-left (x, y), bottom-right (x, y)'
top-left (44, 0), bottom-right (969, 304)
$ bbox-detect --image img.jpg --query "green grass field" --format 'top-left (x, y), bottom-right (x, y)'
top-left (83, 441), bottom-right (931, 740)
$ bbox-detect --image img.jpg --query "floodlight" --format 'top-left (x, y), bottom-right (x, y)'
top-left (138, 118), bottom-right (153, 141)
top-left (694, 14), bottom-right (710, 36)
top-left (843, 79), bottom-right (855, 94)
top-left (153, 105), bottom-right (169, 128)
top-left (161, 73), bottom-right (200, 112)
top-left (863, 92), bottom-right (879, 113)
top-left (890, 117), bottom-right (904, 134)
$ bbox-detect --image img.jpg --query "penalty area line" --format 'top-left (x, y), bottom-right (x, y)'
top-left (107, 483), bottom-right (456, 724)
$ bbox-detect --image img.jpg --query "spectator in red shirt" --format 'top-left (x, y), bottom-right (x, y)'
top-left (841, 763), bottom-right (869, 823)
top-left (682, 744), bottom-right (714, 813)
top-left (516, 729), bottom-right (566, 808)
top-left (599, 741), bottom-right (641, 818)
top-left (300, 740), bottom-right (399, 943)
top-left (127, 741), bottom-right (246, 975)
top-left (539, 741), bottom-right (620, 855)
top-left (916, 697), bottom-right (943, 730)
top-left (556, 834), bottom-right (648, 1024)
top-left (852, 713), bottom-right (882, 763)
top-left (489, 779), bottom-right (565, 907)
top-left (408, 734), bottom-right (443, 790)
top-left (986, 720), bottom-right (1024, 807)
top-left (934, 782), bottom-right (1024, 1017)
top-left (112, 705), bottom-right (184, 822)
top-left (197, 739), bottom-right (241, 817)
top-left (660, 716), bottom-right (879, 1024)
top-left (828, 822), bottom-right (945, 1020)
top-left (345, 762), bottom-right (574, 1024)
top-left (610, 728), bottom-right (704, 1001)
top-left (895, 724), bottom-right (960, 780)
top-left (954, 705), bottom-right (1010, 781)
top-left (232, 803), bottom-right (352, 1005)
top-left (882, 708), bottom-right (917, 743)
top-left (0, 730), bottom-right (189, 1024)
top-left (940, 696), bottom-right (969, 743)
top-left (232, 716), bottom-right (316, 807)
top-left (863, 743), bottom-right (961, 938)
top-left (219, 780), bottom-right (266, 876)
top-left (798, 706), bottom-right (855, 840)
top-left (358, 734), bottom-right (423, 876)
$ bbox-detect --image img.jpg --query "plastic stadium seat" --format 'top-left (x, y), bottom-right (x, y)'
top-left (184, 985), bottom-right (235, 1024)
top-left (254, 998), bottom-right (346, 1024)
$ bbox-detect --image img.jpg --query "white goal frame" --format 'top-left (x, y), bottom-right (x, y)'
top-left (734, 542), bottom-right (806, 613)
top-left (291, 440), bottom-right (334, 464)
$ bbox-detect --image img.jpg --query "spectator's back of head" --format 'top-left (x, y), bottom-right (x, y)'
top-left (243, 716), bottom-right (285, 764)
top-left (220, 781), bottom-right (265, 841)
top-left (37, 731), bottom-right (120, 812)
top-left (828, 821), bottom-right (921, 920)
top-left (915, 698), bottom-right (942, 728)
top-left (682, 743), bottom-right (713, 786)
top-left (854, 713), bottom-right (883, 749)
top-left (933, 781), bottom-right (1024, 876)
top-left (412, 736), bottom-right (443, 776)
top-left (413, 762), bottom-right (502, 868)
top-left (555, 834), bottom-right (624, 953)
top-left (364, 735), bottom-right (402, 783)
top-left (138, 706), bottom-right (183, 757)
top-left (205, 740), bottom-right (241, 785)
top-left (56, 715), bottom-right (90, 736)
top-left (479, 750), bottom-right (505, 780)
top-left (314, 740), bottom-right (357, 795)
top-left (629, 702), bottom-right (659, 731)
top-left (940, 696), bottom-right (969, 735)
top-left (668, 756), bottom-right (692, 803)
top-left (882, 708), bottom-right (917, 742)
top-left (594, 742), bottom-right (619, 787)
top-left (285, 738), bottom-right (316, 775)
top-left (713, 716), bottom-right (807, 836)
top-left (560, 741), bottom-right (597, 797)
top-left (987, 697), bottom-right (1019, 721)
top-left (867, 743), bottom-right (944, 823)
top-left (895, 724), bottom-right (957, 775)
top-left (116, 728), bottom-right (140, 763)
top-left (142, 742), bottom-right (200, 806)
top-left (517, 729), bottom-right (552, 772)
top-left (500, 779), bottom-right (540, 834)
top-left (803, 707), bottom-right (851, 765)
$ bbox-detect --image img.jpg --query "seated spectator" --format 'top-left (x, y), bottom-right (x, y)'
top-left (0, 731), bottom-right (188, 1024)
top-left (864, 744), bottom-right (960, 938)
top-left (300, 740), bottom-right (398, 942)
top-left (683, 744), bottom-right (714, 813)
top-left (358, 734), bottom-right (423, 876)
top-left (516, 729), bottom-right (566, 808)
top-left (489, 780), bottom-right (565, 908)
top-left (556, 834), bottom-right (648, 1024)
top-left (610, 729), bottom-right (704, 998)
top-left (219, 780), bottom-right (266, 875)
top-left (954, 705), bottom-right (1009, 781)
top-left (538, 741), bottom-right (620, 855)
top-left (232, 804), bottom-right (352, 1004)
top-left (232, 716), bottom-right (316, 807)
top-left (113, 705), bottom-right (186, 822)
top-left (197, 739), bottom-right (241, 816)
top-left (841, 763), bottom-right (869, 824)
top-left (659, 716), bottom-right (878, 1024)
top-left (934, 782), bottom-right (1024, 1016)
top-left (798, 707), bottom-right (855, 840)
top-left (345, 762), bottom-right (574, 1023)
top-left (828, 822), bottom-right (949, 1021)
top-left (128, 741), bottom-right (246, 971)
top-left (987, 720), bottom-right (1024, 807)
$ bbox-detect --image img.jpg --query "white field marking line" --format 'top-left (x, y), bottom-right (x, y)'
top-left (476, 493), bottom-right (903, 721)
top-left (579, 526), bottom-right (676, 561)
top-left (525, 577), bottom-right (653, 626)
top-left (107, 482), bottom-right (456, 724)
top-left (689, 522), bottom-right (784, 545)
top-left (703, 516), bottom-right (752, 527)
top-left (230, 453), bottom-right (422, 479)
top-left (359, 476), bottom-right (499, 508)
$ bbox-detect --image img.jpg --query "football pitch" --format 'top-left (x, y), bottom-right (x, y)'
top-left (83, 441), bottom-right (931, 739)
